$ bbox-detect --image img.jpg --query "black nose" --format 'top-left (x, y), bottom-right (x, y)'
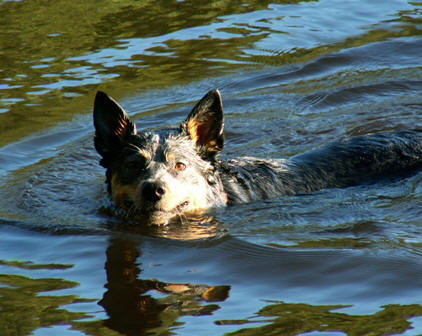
top-left (142, 181), bottom-right (166, 202)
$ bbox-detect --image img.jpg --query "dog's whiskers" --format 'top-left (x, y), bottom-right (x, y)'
top-left (123, 203), bottom-right (137, 220)
top-left (127, 143), bottom-right (141, 151)
top-left (176, 212), bottom-right (188, 225)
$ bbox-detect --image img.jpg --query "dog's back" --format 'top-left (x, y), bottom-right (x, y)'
top-left (218, 130), bottom-right (422, 203)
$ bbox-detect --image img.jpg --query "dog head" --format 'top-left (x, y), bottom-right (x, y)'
top-left (93, 90), bottom-right (227, 225)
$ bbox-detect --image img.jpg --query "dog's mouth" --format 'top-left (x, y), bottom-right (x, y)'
top-left (123, 199), bottom-right (190, 224)
top-left (151, 200), bottom-right (190, 216)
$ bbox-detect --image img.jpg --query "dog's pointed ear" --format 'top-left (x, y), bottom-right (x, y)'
top-left (93, 91), bottom-right (136, 166)
top-left (185, 89), bottom-right (224, 157)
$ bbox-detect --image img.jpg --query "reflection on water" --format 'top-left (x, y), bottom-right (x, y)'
top-left (1, 0), bottom-right (422, 335)
top-left (0, 260), bottom-right (94, 336)
top-left (3, 228), bottom-right (422, 335)
top-left (0, 0), bottom-right (419, 145)
top-left (110, 215), bottom-right (227, 241)
top-left (220, 302), bottom-right (422, 336)
top-left (99, 237), bottom-right (230, 335)
top-left (0, 230), bottom-right (232, 335)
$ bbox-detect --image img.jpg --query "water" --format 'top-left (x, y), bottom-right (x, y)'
top-left (1, 0), bottom-right (422, 335)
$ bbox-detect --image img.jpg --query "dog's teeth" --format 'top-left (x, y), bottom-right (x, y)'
top-left (176, 201), bottom-right (189, 212)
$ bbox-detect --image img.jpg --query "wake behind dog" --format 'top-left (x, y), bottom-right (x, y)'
top-left (93, 89), bottom-right (422, 225)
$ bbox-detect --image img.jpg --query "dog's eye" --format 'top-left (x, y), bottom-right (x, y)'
top-left (126, 158), bottom-right (146, 171)
top-left (127, 161), bottom-right (139, 170)
top-left (175, 162), bottom-right (186, 171)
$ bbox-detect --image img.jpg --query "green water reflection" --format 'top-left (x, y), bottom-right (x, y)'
top-left (2, 252), bottom-right (422, 336)
top-left (0, 237), bottom-right (232, 336)
top-left (0, 262), bottom-right (94, 336)
top-left (0, 0), bottom-right (294, 146)
top-left (220, 301), bottom-right (422, 336)
top-left (0, 0), bottom-right (420, 147)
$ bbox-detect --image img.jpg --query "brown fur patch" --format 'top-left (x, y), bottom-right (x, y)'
top-left (111, 174), bottom-right (137, 208)
top-left (186, 119), bottom-right (216, 147)
top-left (186, 118), bottom-right (202, 145)
top-left (186, 117), bottom-right (221, 152)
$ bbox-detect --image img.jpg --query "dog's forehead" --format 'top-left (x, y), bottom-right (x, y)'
top-left (162, 134), bottom-right (196, 156)
top-left (156, 133), bottom-right (199, 160)
top-left (152, 134), bottom-right (160, 143)
top-left (143, 131), bottom-right (160, 142)
top-left (130, 131), bottom-right (194, 158)
top-left (138, 131), bottom-right (168, 147)
top-left (146, 132), bottom-right (161, 152)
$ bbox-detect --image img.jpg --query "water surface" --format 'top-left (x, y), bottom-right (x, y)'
top-left (1, 0), bottom-right (422, 335)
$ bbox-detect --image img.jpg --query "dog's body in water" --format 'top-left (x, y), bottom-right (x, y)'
top-left (94, 89), bottom-right (422, 225)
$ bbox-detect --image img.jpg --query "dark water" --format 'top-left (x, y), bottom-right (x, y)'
top-left (1, 0), bottom-right (422, 335)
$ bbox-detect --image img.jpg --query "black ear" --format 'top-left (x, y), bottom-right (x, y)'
top-left (185, 89), bottom-right (224, 157)
top-left (93, 91), bottom-right (136, 166)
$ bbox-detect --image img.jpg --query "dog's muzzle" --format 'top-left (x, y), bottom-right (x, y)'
top-left (141, 181), bottom-right (166, 202)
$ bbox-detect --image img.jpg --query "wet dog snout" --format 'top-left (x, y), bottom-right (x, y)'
top-left (142, 181), bottom-right (166, 202)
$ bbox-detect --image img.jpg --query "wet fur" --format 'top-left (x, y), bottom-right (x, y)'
top-left (93, 90), bottom-right (422, 225)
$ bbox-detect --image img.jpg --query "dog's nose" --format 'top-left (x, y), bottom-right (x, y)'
top-left (142, 181), bottom-right (166, 201)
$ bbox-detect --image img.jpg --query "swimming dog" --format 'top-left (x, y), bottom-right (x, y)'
top-left (93, 89), bottom-right (422, 225)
